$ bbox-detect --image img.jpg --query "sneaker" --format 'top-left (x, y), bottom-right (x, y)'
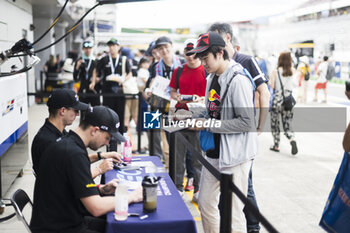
top-left (290, 140), bottom-right (298, 155)
top-left (192, 191), bottom-right (199, 203)
top-left (185, 177), bottom-right (194, 191)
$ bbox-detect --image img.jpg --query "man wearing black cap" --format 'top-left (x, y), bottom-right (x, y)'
top-left (169, 39), bottom-right (206, 200)
top-left (97, 38), bottom-right (132, 134)
top-left (30, 106), bottom-right (142, 233)
top-left (152, 36), bottom-right (184, 80)
top-left (187, 32), bottom-right (257, 233)
top-left (31, 88), bottom-right (88, 175)
top-left (209, 23), bottom-right (269, 233)
top-left (146, 36), bottom-right (185, 162)
top-left (31, 89), bottom-right (121, 178)
top-left (73, 41), bottom-right (100, 106)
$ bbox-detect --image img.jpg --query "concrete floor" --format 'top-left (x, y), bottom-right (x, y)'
top-left (0, 85), bottom-right (348, 232)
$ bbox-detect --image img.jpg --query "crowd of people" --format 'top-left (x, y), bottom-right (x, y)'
top-left (33, 21), bottom-right (338, 233)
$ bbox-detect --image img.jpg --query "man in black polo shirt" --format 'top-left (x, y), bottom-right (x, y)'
top-left (97, 38), bottom-right (132, 134)
top-left (31, 89), bottom-right (88, 175)
top-left (73, 41), bottom-right (100, 106)
top-left (31, 89), bottom-right (122, 178)
top-left (209, 23), bottom-right (270, 233)
top-left (31, 106), bottom-right (142, 233)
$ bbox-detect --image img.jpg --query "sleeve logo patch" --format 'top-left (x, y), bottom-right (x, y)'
top-left (86, 183), bottom-right (97, 188)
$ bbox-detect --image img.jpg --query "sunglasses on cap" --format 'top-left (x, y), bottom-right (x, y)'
top-left (83, 42), bottom-right (93, 48)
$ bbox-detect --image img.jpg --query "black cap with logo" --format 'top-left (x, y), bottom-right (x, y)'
top-left (47, 89), bottom-right (89, 110)
top-left (145, 40), bottom-right (156, 56)
top-left (186, 32), bottom-right (226, 56)
top-left (84, 106), bottom-right (125, 142)
top-left (154, 36), bottom-right (172, 49)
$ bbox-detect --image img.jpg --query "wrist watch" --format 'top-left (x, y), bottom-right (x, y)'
top-left (97, 151), bottom-right (102, 160)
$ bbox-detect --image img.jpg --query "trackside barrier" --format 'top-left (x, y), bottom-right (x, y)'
top-left (174, 131), bottom-right (279, 233)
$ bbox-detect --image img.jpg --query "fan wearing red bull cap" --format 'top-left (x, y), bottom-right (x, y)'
top-left (187, 32), bottom-right (257, 233)
top-left (31, 106), bottom-right (142, 233)
top-left (209, 23), bottom-right (269, 233)
top-left (169, 39), bottom-right (206, 200)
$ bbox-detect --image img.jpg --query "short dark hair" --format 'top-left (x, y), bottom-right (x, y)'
top-left (79, 112), bottom-right (91, 130)
top-left (194, 45), bottom-right (229, 60)
top-left (48, 107), bottom-right (59, 117)
top-left (208, 23), bottom-right (239, 46)
top-left (323, 56), bottom-right (329, 61)
top-left (138, 57), bottom-right (150, 69)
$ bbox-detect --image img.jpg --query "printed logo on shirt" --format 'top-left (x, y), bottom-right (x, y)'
top-left (143, 110), bottom-right (161, 129)
top-left (208, 89), bottom-right (220, 102)
top-left (208, 89), bottom-right (220, 118)
top-left (86, 183), bottom-right (97, 188)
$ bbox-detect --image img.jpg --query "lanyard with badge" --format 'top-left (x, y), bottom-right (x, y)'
top-left (84, 59), bottom-right (92, 80)
top-left (162, 65), bottom-right (173, 79)
top-left (109, 54), bottom-right (119, 75)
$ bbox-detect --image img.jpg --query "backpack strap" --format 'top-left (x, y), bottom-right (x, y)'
top-left (217, 71), bottom-right (240, 113)
top-left (121, 56), bottom-right (126, 78)
top-left (176, 65), bottom-right (184, 90)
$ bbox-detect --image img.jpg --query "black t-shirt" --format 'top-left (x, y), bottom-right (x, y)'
top-left (30, 131), bottom-right (99, 233)
top-left (233, 52), bottom-right (267, 88)
top-left (97, 55), bottom-right (131, 92)
top-left (206, 75), bottom-right (221, 159)
top-left (45, 61), bottom-right (58, 73)
top-left (31, 118), bottom-right (67, 175)
top-left (73, 58), bottom-right (97, 92)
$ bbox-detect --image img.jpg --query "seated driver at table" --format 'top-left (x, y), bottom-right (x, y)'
top-left (30, 106), bottom-right (142, 233)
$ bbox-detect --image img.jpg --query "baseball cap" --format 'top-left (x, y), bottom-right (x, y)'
top-left (107, 38), bottom-right (119, 46)
top-left (84, 106), bottom-right (125, 142)
top-left (82, 41), bottom-right (93, 48)
top-left (184, 39), bottom-right (197, 51)
top-left (145, 41), bottom-right (156, 56)
top-left (186, 32), bottom-right (226, 56)
top-left (154, 36), bottom-right (172, 49)
top-left (47, 89), bottom-right (89, 111)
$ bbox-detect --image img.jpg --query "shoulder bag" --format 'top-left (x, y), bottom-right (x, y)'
top-left (277, 70), bottom-right (296, 111)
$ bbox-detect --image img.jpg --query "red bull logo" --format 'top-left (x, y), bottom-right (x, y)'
top-left (208, 89), bottom-right (220, 102)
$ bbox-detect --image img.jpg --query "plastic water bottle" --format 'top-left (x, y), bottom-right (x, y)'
top-left (123, 133), bottom-right (132, 163)
top-left (114, 182), bottom-right (128, 221)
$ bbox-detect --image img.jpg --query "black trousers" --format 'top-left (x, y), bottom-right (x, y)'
top-left (79, 216), bottom-right (106, 233)
top-left (102, 90), bottom-right (126, 134)
top-left (79, 90), bottom-right (101, 106)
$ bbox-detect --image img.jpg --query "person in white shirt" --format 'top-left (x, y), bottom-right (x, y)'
top-left (314, 56), bottom-right (329, 103)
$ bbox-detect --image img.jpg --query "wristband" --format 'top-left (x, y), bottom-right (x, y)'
top-left (97, 151), bottom-right (102, 160)
top-left (97, 184), bottom-right (100, 189)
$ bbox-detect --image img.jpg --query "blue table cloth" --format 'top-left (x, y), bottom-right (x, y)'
top-left (105, 156), bottom-right (197, 233)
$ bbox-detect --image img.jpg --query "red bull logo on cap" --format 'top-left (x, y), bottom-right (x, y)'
top-left (208, 89), bottom-right (220, 102)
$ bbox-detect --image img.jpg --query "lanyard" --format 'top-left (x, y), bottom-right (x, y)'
top-left (109, 54), bottom-right (119, 75)
top-left (85, 59), bottom-right (92, 80)
top-left (162, 63), bottom-right (174, 79)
